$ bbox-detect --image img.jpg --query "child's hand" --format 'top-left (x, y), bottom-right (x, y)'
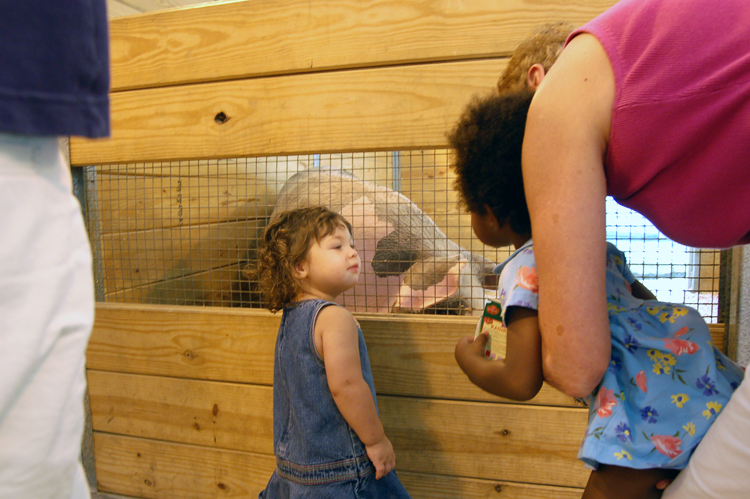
top-left (454, 333), bottom-right (490, 374)
top-left (366, 436), bottom-right (396, 479)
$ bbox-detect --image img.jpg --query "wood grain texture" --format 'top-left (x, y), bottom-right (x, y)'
top-left (107, 0), bottom-right (618, 91)
top-left (88, 370), bottom-right (276, 455)
top-left (71, 59), bottom-right (504, 165)
top-left (87, 370), bottom-right (589, 487)
top-left (88, 304), bottom-right (279, 383)
top-left (88, 303), bottom-right (581, 406)
top-left (100, 220), bottom-right (265, 291)
top-left (93, 433), bottom-right (585, 498)
top-left (94, 170), bottom-right (275, 233)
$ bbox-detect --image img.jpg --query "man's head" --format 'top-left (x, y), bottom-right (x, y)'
top-left (497, 22), bottom-right (574, 93)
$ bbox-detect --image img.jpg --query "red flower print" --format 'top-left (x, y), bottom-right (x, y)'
top-left (484, 317), bottom-right (494, 324)
top-left (636, 371), bottom-right (647, 393)
top-left (675, 326), bottom-right (689, 337)
top-left (651, 434), bottom-right (683, 459)
top-left (663, 338), bottom-right (699, 356)
top-left (516, 266), bottom-right (539, 293)
top-left (595, 387), bottom-right (617, 418)
top-left (487, 304), bottom-right (500, 315)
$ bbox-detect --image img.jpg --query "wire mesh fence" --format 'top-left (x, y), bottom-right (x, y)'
top-left (84, 150), bottom-right (723, 322)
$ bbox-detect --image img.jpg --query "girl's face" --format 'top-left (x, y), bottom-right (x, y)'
top-left (295, 224), bottom-right (361, 301)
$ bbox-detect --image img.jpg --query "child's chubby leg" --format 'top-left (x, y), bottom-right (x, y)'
top-left (582, 464), bottom-right (679, 499)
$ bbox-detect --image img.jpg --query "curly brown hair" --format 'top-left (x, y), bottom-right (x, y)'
top-left (246, 207), bottom-right (353, 313)
top-left (497, 22), bottom-right (574, 93)
top-left (448, 90), bottom-right (534, 235)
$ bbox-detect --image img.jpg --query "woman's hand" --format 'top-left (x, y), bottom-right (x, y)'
top-left (366, 436), bottom-right (396, 479)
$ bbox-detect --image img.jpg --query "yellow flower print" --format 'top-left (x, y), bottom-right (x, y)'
top-left (662, 354), bottom-right (676, 367)
top-left (683, 422), bottom-right (695, 436)
top-left (613, 255), bottom-right (623, 266)
top-left (648, 349), bottom-right (663, 361)
top-left (672, 307), bottom-right (688, 318)
top-left (671, 394), bottom-right (689, 408)
top-left (703, 401), bottom-right (723, 419)
top-left (647, 306), bottom-right (662, 316)
top-left (653, 362), bottom-right (666, 375)
top-left (614, 450), bottom-right (633, 461)
top-left (608, 303), bottom-right (626, 313)
top-left (659, 311), bottom-right (675, 323)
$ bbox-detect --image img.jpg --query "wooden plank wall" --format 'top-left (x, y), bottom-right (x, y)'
top-left (88, 304), bottom-right (725, 498)
top-left (67, 0), bottom-right (718, 497)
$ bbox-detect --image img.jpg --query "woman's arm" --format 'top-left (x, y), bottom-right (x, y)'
top-left (455, 307), bottom-right (544, 401)
top-left (522, 33), bottom-right (615, 398)
top-left (315, 305), bottom-right (395, 479)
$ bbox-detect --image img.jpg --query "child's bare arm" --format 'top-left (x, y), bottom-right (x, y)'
top-left (630, 279), bottom-right (657, 301)
top-left (315, 305), bottom-right (395, 479)
top-left (455, 306), bottom-right (543, 401)
top-left (583, 464), bottom-right (678, 499)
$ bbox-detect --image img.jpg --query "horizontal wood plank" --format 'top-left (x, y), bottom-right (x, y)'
top-left (94, 172), bottom-right (275, 233)
top-left (108, 0), bottom-right (618, 91)
top-left (88, 370), bottom-right (275, 455)
top-left (93, 433), bottom-right (274, 498)
top-left (88, 304), bottom-right (726, 404)
top-left (104, 264), bottom-right (249, 307)
top-left (71, 59), bottom-right (504, 165)
top-left (87, 371), bottom-right (589, 487)
top-left (93, 433), bottom-right (584, 499)
top-left (100, 220), bottom-right (265, 293)
top-left (88, 304), bottom-right (278, 384)
top-left (87, 303), bottom-right (580, 406)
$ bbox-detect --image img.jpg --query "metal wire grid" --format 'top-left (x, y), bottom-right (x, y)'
top-left (83, 152), bottom-right (722, 322)
top-left (605, 198), bottom-right (722, 322)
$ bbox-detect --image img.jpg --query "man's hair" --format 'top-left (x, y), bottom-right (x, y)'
top-left (448, 90), bottom-right (534, 235)
top-left (497, 22), bottom-right (574, 93)
top-left (247, 206), bottom-right (353, 313)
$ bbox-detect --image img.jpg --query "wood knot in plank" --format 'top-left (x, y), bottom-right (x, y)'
top-left (214, 111), bottom-right (229, 124)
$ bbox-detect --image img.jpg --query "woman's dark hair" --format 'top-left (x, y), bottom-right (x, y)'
top-left (448, 90), bottom-right (534, 235)
top-left (246, 206), bottom-right (353, 313)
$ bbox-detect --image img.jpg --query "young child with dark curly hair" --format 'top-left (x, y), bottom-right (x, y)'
top-left (251, 206), bottom-right (412, 499)
top-left (449, 91), bottom-right (744, 499)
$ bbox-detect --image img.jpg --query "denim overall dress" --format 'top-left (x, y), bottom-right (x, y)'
top-left (259, 299), bottom-right (412, 499)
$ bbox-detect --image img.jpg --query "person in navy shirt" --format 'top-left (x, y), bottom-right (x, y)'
top-left (0, 2), bottom-right (109, 497)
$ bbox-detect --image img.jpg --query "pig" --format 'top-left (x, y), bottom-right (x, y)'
top-left (267, 167), bottom-right (497, 314)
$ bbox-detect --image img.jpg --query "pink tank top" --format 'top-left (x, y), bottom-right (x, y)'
top-left (570, 0), bottom-right (750, 249)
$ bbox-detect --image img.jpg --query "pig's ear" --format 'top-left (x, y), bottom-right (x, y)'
top-left (392, 258), bottom-right (466, 312)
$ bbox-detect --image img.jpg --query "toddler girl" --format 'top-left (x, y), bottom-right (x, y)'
top-left (449, 91), bottom-right (745, 498)
top-left (252, 206), bottom-right (412, 499)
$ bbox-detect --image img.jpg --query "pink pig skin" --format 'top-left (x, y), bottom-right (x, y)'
top-left (272, 168), bottom-right (497, 314)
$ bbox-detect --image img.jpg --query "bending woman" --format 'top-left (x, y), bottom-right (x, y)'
top-left (520, 0), bottom-right (750, 497)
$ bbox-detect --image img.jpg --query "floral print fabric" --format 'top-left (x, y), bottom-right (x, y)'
top-left (495, 240), bottom-right (745, 470)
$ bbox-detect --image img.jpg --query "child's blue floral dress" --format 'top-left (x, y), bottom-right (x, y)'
top-left (495, 240), bottom-right (745, 470)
